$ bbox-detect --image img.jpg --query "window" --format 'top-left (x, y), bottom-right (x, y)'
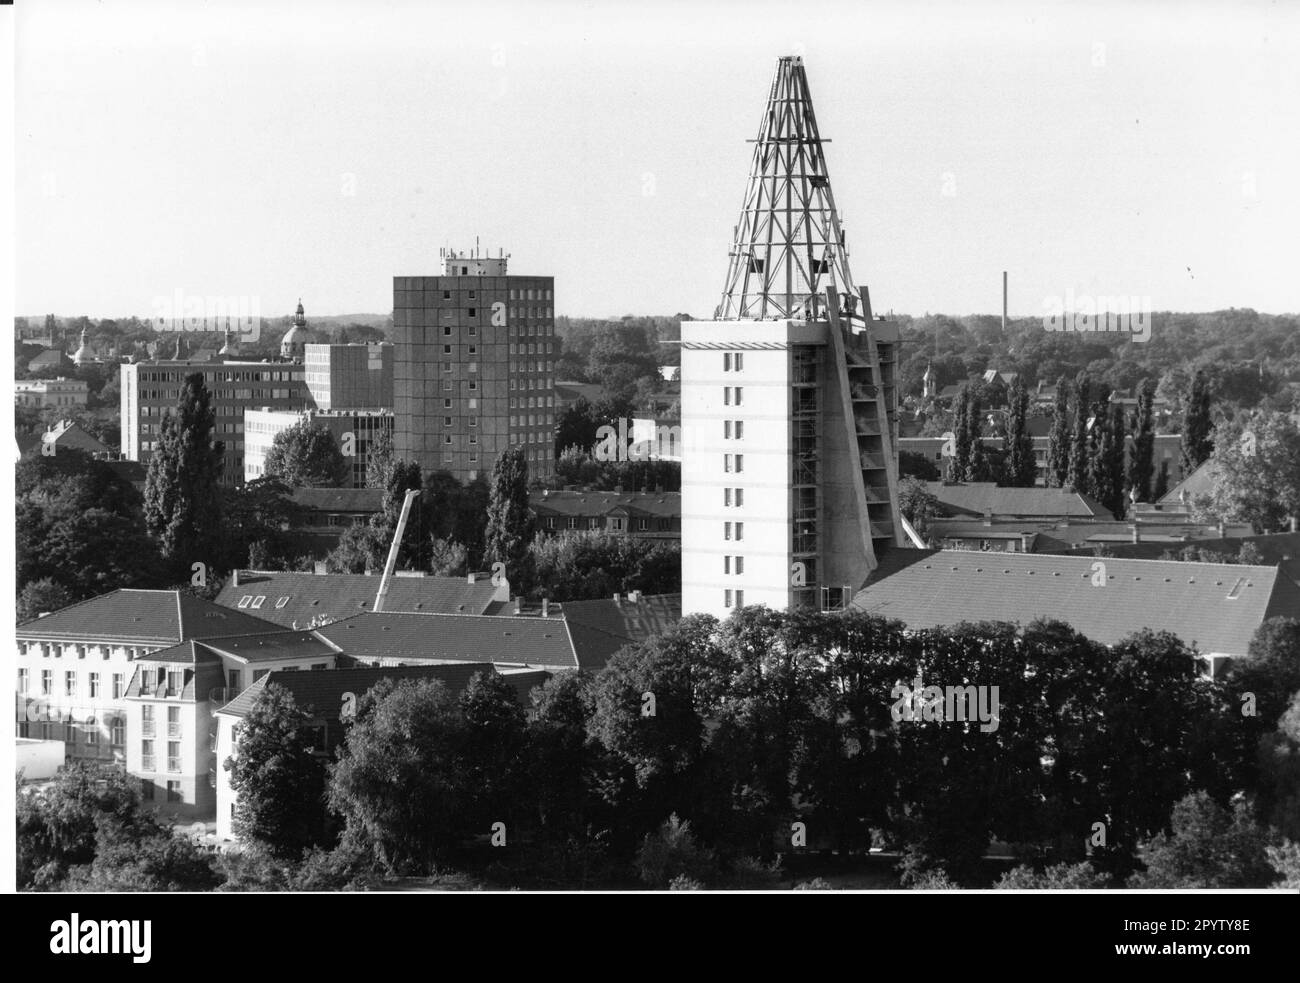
top-left (443, 325), bottom-right (452, 336)
top-left (276, 596), bottom-right (290, 609)
top-left (735, 590), bottom-right (745, 608)
top-left (167, 742), bottom-right (181, 773)
top-left (444, 398), bottom-right (453, 409)
top-left (167, 780), bottom-right (182, 803)
top-left (735, 387), bottom-right (743, 405)
top-left (251, 596), bottom-right (265, 609)
top-left (86, 727), bottom-right (98, 747)
top-left (724, 420), bottom-right (732, 439)
top-left (724, 589), bottom-right (733, 608)
top-left (142, 781), bottom-right (155, 802)
top-left (735, 454), bottom-right (744, 472)
top-left (111, 718), bottom-right (125, 747)
top-left (723, 353), bottom-right (732, 372)
top-left (167, 705), bottom-right (181, 737)
top-left (736, 556), bottom-right (745, 575)
top-left (724, 556), bottom-right (731, 574)
top-left (735, 421), bottom-right (744, 440)
top-left (736, 488), bottom-right (744, 507)
top-left (237, 595), bottom-right (252, 608)
top-left (735, 522), bottom-right (745, 541)
top-left (724, 522), bottom-right (732, 541)
top-left (724, 387), bottom-right (731, 406)
top-left (141, 739), bottom-right (155, 771)
top-left (724, 488), bottom-right (732, 507)
top-left (65, 671), bottom-right (76, 697)
top-left (468, 308), bottom-right (476, 318)
top-left (112, 673), bottom-right (124, 699)
top-left (142, 704), bottom-right (155, 736)
top-left (735, 353), bottom-right (744, 371)
top-left (89, 672), bottom-right (100, 698)
top-left (18, 668), bottom-right (27, 694)
top-left (228, 669), bottom-right (241, 692)
top-left (724, 454), bottom-right (733, 473)
top-left (444, 345), bottom-right (452, 355)
top-left (166, 670), bottom-right (182, 695)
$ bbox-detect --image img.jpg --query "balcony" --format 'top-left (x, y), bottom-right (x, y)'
top-left (166, 758), bottom-right (181, 774)
top-left (166, 723), bottom-right (181, 738)
top-left (141, 720), bottom-right (155, 737)
top-left (141, 755), bottom-right (155, 771)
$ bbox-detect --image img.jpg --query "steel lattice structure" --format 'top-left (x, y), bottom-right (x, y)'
top-left (718, 56), bottom-right (857, 321)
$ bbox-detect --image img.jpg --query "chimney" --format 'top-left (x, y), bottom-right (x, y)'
top-left (629, 590), bottom-right (641, 603)
top-left (982, 508), bottom-right (993, 527)
top-left (1218, 520), bottom-right (1226, 538)
top-left (613, 592), bottom-right (621, 604)
top-left (1131, 524), bottom-right (1141, 544)
top-left (513, 596), bottom-right (522, 615)
top-left (1019, 533), bottom-right (1033, 553)
top-left (313, 561), bottom-right (328, 575)
top-left (1291, 516), bottom-right (1298, 533)
top-left (541, 597), bottom-right (549, 618)
top-left (467, 572), bottom-right (476, 584)
top-left (232, 570), bottom-right (239, 587)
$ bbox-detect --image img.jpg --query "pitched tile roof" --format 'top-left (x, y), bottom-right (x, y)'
top-left (1160, 460), bottom-right (1220, 505)
top-left (560, 594), bottom-right (682, 647)
top-left (929, 517), bottom-right (1255, 550)
top-left (853, 548), bottom-right (1300, 657)
top-left (532, 490), bottom-right (681, 519)
top-left (217, 663), bottom-right (549, 720)
top-left (314, 611), bottom-right (584, 669)
top-left (924, 482), bottom-right (1109, 518)
top-left (214, 571), bottom-right (501, 628)
top-left (16, 589), bottom-right (285, 644)
top-left (1050, 531), bottom-right (1300, 589)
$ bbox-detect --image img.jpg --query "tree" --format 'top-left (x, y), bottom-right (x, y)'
top-left (1088, 403), bottom-right (1127, 518)
top-left (328, 678), bottom-right (472, 874)
top-left (1046, 377), bottom-right (1071, 488)
top-left (364, 427), bottom-right (395, 489)
top-left (1128, 792), bottom-right (1277, 889)
top-left (1152, 458), bottom-right (1171, 501)
top-left (225, 684), bottom-right (331, 860)
top-left (371, 459), bottom-right (423, 569)
top-left (458, 672), bottom-right (528, 831)
top-left (994, 862), bottom-right (1109, 889)
top-left (264, 419), bottom-right (350, 488)
top-left (325, 523), bottom-right (387, 573)
top-left (1003, 376), bottom-right (1037, 487)
top-left (556, 398), bottom-right (600, 457)
top-left (1180, 370), bottom-right (1214, 474)
top-left (1066, 373), bottom-right (1091, 492)
top-left (529, 530), bottom-right (681, 601)
top-left (484, 447), bottom-right (535, 590)
top-left (1127, 377), bottom-right (1157, 502)
top-left (1197, 413), bottom-right (1300, 532)
top-left (143, 373), bottom-right (225, 579)
top-left (17, 578), bottom-right (72, 622)
top-left (897, 476), bottom-right (943, 544)
top-left (219, 477), bottom-right (301, 572)
top-left (949, 385), bottom-right (974, 482)
top-left (428, 537), bottom-right (468, 577)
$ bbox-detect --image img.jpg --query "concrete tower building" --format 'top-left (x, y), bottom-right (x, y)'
top-left (680, 57), bottom-right (905, 619)
top-left (392, 249), bottom-right (556, 483)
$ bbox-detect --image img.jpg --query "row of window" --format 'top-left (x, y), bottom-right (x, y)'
top-left (723, 420), bottom-right (745, 440)
top-left (723, 555), bottom-right (745, 575)
top-left (140, 739), bottom-right (182, 774)
top-left (235, 594), bottom-right (291, 610)
top-left (135, 370), bottom-right (296, 383)
top-left (723, 353), bottom-right (746, 372)
top-left (141, 780), bottom-right (183, 803)
top-left (540, 516), bottom-right (675, 532)
top-left (724, 521), bottom-right (745, 541)
top-left (141, 704), bottom-right (183, 737)
top-left (723, 589), bottom-right (746, 608)
top-left (723, 386), bottom-right (744, 405)
top-left (723, 487), bottom-right (745, 507)
top-left (21, 668), bottom-right (126, 699)
top-left (723, 453), bottom-right (745, 473)
top-left (20, 719), bottom-right (126, 746)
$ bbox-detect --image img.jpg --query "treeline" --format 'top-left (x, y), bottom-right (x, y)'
top-left (897, 308), bottom-right (1300, 424)
top-left (28, 608), bottom-right (1291, 891)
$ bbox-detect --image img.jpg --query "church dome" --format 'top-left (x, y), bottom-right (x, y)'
top-left (280, 298), bottom-right (314, 359)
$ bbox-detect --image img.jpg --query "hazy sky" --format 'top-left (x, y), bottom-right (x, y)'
top-left (14, 0), bottom-right (1300, 320)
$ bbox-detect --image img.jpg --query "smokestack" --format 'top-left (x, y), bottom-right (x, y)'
top-left (1002, 271), bottom-right (1008, 332)
top-left (541, 597), bottom-right (549, 618)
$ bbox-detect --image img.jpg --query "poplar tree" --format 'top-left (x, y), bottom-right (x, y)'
top-left (143, 372), bottom-right (224, 578)
top-left (1181, 370), bottom-right (1214, 474)
top-left (1065, 373), bottom-right (1091, 493)
top-left (1047, 377), bottom-right (1072, 488)
top-left (1127, 378), bottom-right (1157, 503)
top-left (484, 446), bottom-right (535, 591)
top-left (1004, 377), bottom-right (1037, 487)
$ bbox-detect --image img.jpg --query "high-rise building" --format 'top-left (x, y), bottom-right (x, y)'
top-left (681, 57), bottom-right (905, 619)
top-left (304, 342), bottom-right (393, 410)
top-left (392, 250), bottom-right (556, 483)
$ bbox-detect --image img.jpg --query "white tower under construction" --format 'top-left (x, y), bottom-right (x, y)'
top-left (681, 56), bottom-right (904, 619)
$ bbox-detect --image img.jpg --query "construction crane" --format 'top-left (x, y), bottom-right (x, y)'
top-left (373, 488), bottom-right (420, 613)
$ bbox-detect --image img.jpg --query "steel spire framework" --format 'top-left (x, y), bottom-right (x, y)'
top-left (719, 56), bottom-right (857, 321)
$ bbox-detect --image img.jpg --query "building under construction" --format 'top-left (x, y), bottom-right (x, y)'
top-left (680, 56), bottom-right (905, 619)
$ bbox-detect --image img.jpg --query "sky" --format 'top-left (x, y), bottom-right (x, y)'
top-left (13, 0), bottom-right (1300, 321)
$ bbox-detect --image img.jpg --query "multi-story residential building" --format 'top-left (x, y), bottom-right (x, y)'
top-left (14, 377), bottom-right (88, 409)
top-left (392, 249), bottom-right (557, 483)
top-left (121, 359), bottom-right (309, 484)
top-left (14, 590), bottom-right (283, 773)
top-left (243, 407), bottom-right (393, 488)
top-left (122, 630), bottom-right (338, 817)
top-left (304, 342), bottom-right (393, 410)
top-left (680, 57), bottom-right (904, 619)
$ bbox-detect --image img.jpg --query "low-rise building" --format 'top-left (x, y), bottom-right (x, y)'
top-left (243, 407), bottom-right (394, 488)
top-left (532, 489), bottom-right (681, 542)
top-left (14, 377), bottom-right (89, 409)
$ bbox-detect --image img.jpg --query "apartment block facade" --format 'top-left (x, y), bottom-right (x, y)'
top-left (244, 407), bottom-right (394, 488)
top-left (304, 342), bottom-right (393, 410)
top-left (393, 252), bottom-right (556, 483)
top-left (121, 360), bottom-right (309, 484)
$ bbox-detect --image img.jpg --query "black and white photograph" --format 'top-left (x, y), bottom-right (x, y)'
top-left (3, 0), bottom-right (1298, 949)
